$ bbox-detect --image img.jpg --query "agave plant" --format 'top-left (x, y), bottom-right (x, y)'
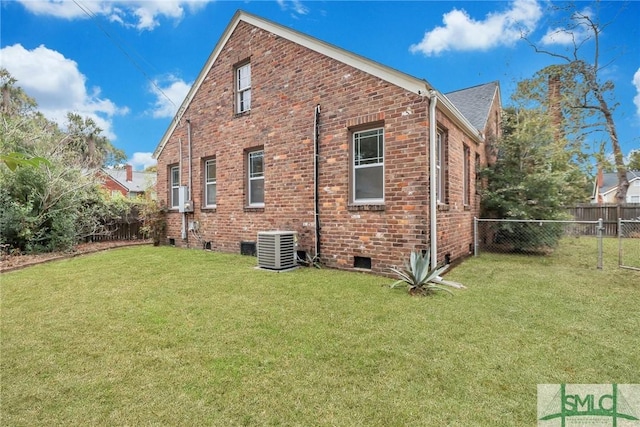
top-left (389, 250), bottom-right (453, 296)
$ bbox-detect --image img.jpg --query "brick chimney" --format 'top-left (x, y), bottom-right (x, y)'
top-left (125, 164), bottom-right (132, 182)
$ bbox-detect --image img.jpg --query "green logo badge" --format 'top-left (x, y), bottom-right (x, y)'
top-left (538, 384), bottom-right (640, 426)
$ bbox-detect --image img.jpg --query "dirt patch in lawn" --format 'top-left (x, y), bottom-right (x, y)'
top-left (0, 240), bottom-right (152, 273)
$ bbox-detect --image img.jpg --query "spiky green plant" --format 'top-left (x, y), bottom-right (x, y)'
top-left (389, 250), bottom-right (453, 296)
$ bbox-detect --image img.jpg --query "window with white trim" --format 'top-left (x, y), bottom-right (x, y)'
top-left (248, 149), bottom-right (264, 206)
top-left (475, 153), bottom-right (482, 195)
top-left (463, 144), bottom-right (470, 206)
top-left (236, 63), bottom-right (251, 114)
top-left (204, 158), bottom-right (216, 207)
top-left (353, 128), bottom-right (384, 203)
top-left (170, 165), bottom-right (180, 208)
top-left (436, 130), bottom-right (447, 203)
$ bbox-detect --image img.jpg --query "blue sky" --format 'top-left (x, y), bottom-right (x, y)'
top-left (1, 0), bottom-right (638, 170)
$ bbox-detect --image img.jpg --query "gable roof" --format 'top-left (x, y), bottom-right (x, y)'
top-left (445, 81), bottom-right (500, 134)
top-left (154, 10), bottom-right (487, 158)
top-left (101, 168), bottom-right (155, 193)
top-left (599, 171), bottom-right (640, 196)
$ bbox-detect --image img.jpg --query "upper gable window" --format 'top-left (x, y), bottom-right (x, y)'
top-left (236, 63), bottom-right (251, 114)
top-left (352, 128), bottom-right (384, 203)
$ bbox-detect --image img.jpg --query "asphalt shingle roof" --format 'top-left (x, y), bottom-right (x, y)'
top-left (103, 168), bottom-right (156, 193)
top-left (445, 81), bottom-right (499, 132)
top-left (599, 171), bottom-right (640, 194)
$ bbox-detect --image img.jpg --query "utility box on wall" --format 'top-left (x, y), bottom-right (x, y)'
top-left (257, 231), bottom-right (296, 270)
top-left (178, 186), bottom-right (193, 213)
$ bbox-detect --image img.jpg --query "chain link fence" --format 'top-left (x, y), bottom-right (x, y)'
top-left (618, 219), bottom-right (640, 271)
top-left (474, 218), bottom-right (604, 269)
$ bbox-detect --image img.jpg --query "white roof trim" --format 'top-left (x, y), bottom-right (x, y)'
top-left (601, 176), bottom-right (640, 196)
top-left (154, 10), bottom-right (482, 158)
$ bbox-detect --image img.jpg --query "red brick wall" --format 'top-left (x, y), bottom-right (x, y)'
top-left (98, 172), bottom-right (128, 197)
top-left (156, 21), bottom-right (490, 274)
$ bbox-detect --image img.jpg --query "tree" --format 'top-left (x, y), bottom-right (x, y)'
top-left (0, 69), bottom-right (131, 253)
top-left (480, 107), bottom-right (589, 251)
top-left (519, 1), bottom-right (629, 203)
top-left (627, 150), bottom-right (640, 171)
top-left (65, 113), bottom-right (126, 168)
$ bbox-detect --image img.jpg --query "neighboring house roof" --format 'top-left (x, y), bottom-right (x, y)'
top-left (445, 81), bottom-right (500, 134)
top-left (598, 171), bottom-right (640, 197)
top-left (101, 168), bottom-right (156, 194)
top-left (153, 10), bottom-right (487, 158)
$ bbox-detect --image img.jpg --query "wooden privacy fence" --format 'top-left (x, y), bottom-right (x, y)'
top-left (567, 204), bottom-right (640, 236)
top-left (87, 220), bottom-right (145, 242)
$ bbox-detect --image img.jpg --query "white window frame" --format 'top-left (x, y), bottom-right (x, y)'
top-left (170, 165), bottom-right (180, 209)
top-left (463, 145), bottom-right (470, 206)
top-left (248, 149), bottom-right (264, 207)
top-left (352, 128), bottom-right (384, 204)
top-left (436, 130), bottom-right (446, 204)
top-left (475, 153), bottom-right (482, 195)
top-left (236, 63), bottom-right (251, 114)
top-left (204, 158), bottom-right (216, 207)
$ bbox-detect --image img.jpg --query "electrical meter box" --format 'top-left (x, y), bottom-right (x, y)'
top-left (178, 186), bottom-right (193, 213)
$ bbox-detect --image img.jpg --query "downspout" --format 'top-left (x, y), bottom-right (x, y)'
top-left (186, 119), bottom-right (193, 201)
top-left (179, 136), bottom-right (186, 240)
top-left (429, 90), bottom-right (438, 270)
top-left (314, 104), bottom-right (321, 259)
top-left (185, 119), bottom-right (193, 246)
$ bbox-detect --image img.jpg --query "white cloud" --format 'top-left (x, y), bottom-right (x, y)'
top-left (0, 43), bottom-right (128, 140)
top-left (540, 7), bottom-right (594, 46)
top-left (633, 68), bottom-right (640, 118)
top-left (410, 0), bottom-right (542, 56)
top-left (129, 152), bottom-right (157, 170)
top-left (17, 0), bottom-right (212, 31)
top-left (148, 75), bottom-right (191, 118)
top-left (276, 0), bottom-right (309, 17)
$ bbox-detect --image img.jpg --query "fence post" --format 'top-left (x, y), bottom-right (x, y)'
top-left (597, 218), bottom-right (603, 270)
top-left (473, 217), bottom-right (478, 257)
top-left (618, 217), bottom-right (622, 268)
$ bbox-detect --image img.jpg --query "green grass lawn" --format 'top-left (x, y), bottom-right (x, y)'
top-left (1, 240), bottom-right (639, 426)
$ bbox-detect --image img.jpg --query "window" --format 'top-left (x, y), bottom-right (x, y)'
top-left (204, 158), bottom-right (216, 207)
top-left (248, 149), bottom-right (264, 206)
top-left (170, 165), bottom-right (180, 208)
top-left (236, 63), bottom-right (251, 114)
top-left (463, 145), bottom-right (470, 206)
top-left (353, 128), bottom-right (384, 203)
top-left (475, 153), bottom-right (482, 195)
top-left (436, 130), bottom-right (447, 203)
top-left (628, 195), bottom-right (640, 203)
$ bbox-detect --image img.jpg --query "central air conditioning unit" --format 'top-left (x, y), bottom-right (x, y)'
top-left (257, 231), bottom-right (296, 270)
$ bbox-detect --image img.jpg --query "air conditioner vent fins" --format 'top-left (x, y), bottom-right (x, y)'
top-left (257, 231), bottom-right (296, 270)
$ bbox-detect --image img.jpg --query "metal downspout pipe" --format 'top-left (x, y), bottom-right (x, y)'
top-left (314, 104), bottom-right (321, 259)
top-left (429, 90), bottom-right (438, 270)
top-left (187, 119), bottom-right (193, 201)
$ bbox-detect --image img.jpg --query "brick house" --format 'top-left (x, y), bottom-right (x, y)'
top-left (98, 164), bottom-right (156, 198)
top-left (153, 10), bottom-right (501, 274)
